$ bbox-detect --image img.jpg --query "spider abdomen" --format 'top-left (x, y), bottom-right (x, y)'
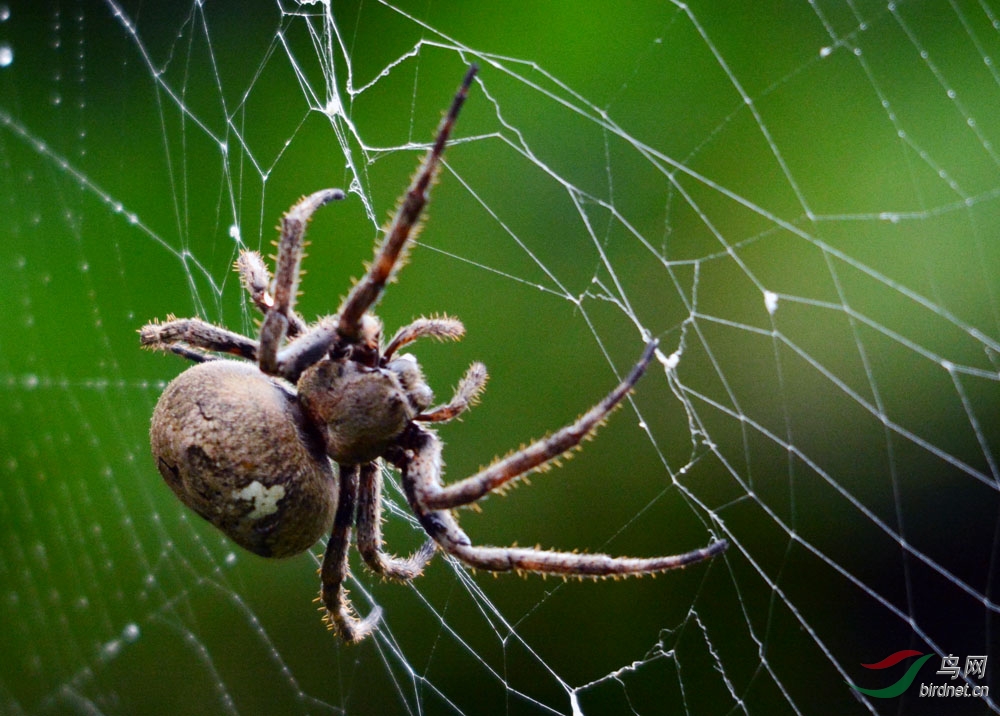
top-left (150, 360), bottom-right (337, 558)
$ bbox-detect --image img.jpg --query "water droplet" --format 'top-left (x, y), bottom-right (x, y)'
top-left (0, 44), bottom-right (12, 68)
top-left (122, 623), bottom-right (140, 642)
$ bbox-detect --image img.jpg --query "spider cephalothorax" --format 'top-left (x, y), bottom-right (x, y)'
top-left (141, 65), bottom-right (727, 642)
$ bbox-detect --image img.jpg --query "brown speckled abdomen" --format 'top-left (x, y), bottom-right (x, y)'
top-left (150, 360), bottom-right (337, 558)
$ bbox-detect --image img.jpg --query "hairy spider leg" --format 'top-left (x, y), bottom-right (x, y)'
top-left (356, 462), bottom-right (437, 579)
top-left (407, 453), bottom-right (726, 576)
top-left (140, 316), bottom-right (260, 361)
top-left (337, 64), bottom-right (479, 342)
top-left (235, 250), bottom-right (308, 337)
top-left (258, 189), bottom-right (346, 374)
top-left (416, 361), bottom-right (489, 423)
top-left (140, 191), bottom-right (343, 369)
top-left (383, 315), bottom-right (466, 359)
top-left (320, 463), bottom-right (383, 643)
top-left (395, 339), bottom-right (728, 577)
top-left (417, 340), bottom-right (661, 509)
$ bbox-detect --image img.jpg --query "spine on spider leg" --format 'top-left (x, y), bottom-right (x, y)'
top-left (337, 65), bottom-right (479, 340)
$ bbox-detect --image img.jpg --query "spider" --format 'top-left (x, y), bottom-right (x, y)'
top-left (140, 64), bottom-right (728, 642)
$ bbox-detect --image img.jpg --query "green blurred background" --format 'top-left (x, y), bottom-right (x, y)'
top-left (1, 1), bottom-right (998, 714)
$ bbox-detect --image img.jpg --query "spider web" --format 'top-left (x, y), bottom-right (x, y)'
top-left (1, 1), bottom-right (998, 714)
